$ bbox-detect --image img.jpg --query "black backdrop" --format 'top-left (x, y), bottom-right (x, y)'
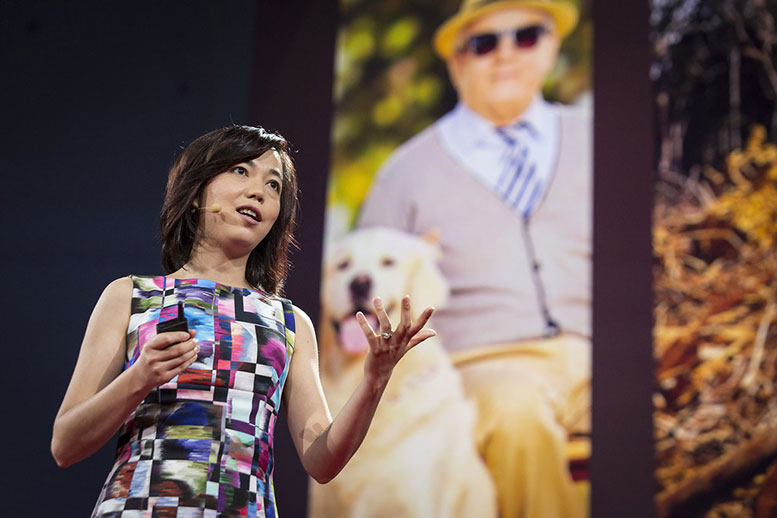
top-left (1, 1), bottom-right (652, 517)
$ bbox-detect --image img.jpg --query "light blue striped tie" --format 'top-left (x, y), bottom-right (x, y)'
top-left (496, 124), bottom-right (560, 336)
top-left (496, 123), bottom-right (542, 219)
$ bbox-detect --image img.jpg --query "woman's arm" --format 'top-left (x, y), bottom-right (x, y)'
top-left (51, 277), bottom-right (199, 468)
top-left (283, 296), bottom-right (434, 484)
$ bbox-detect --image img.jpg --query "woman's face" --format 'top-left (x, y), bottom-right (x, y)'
top-left (196, 149), bottom-right (284, 257)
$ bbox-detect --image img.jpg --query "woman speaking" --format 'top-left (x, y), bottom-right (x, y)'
top-left (51, 125), bottom-right (435, 517)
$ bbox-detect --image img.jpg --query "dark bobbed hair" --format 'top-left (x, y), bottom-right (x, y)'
top-left (160, 125), bottom-right (298, 294)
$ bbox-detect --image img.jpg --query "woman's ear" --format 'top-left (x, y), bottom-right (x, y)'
top-left (192, 190), bottom-right (204, 210)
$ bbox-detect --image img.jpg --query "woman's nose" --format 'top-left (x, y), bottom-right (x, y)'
top-left (245, 181), bottom-right (265, 202)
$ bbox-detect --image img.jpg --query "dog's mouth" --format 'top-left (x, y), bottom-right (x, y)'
top-left (332, 303), bottom-right (395, 355)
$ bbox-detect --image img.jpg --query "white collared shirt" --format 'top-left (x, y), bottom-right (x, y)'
top-left (435, 97), bottom-right (560, 216)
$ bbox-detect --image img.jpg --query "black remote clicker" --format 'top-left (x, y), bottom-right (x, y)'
top-left (156, 301), bottom-right (189, 333)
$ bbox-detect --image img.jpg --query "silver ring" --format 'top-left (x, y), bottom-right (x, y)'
top-left (381, 332), bottom-right (393, 340)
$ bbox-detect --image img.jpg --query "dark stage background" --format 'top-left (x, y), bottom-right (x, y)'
top-left (1, 1), bottom-right (652, 517)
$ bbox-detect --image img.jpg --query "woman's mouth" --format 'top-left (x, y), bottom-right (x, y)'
top-left (236, 207), bottom-right (262, 223)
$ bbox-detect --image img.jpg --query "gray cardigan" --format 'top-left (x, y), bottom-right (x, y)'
top-left (358, 105), bottom-right (592, 352)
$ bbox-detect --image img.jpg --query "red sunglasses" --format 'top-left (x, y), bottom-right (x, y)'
top-left (459, 25), bottom-right (549, 56)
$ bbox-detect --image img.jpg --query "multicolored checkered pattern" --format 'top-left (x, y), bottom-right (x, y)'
top-left (92, 276), bottom-right (296, 518)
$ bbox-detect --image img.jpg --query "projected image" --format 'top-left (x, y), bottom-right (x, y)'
top-left (651, 1), bottom-right (777, 517)
top-left (316, 1), bottom-right (592, 517)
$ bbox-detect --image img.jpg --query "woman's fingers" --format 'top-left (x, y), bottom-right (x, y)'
top-left (372, 297), bottom-right (393, 337)
top-left (154, 337), bottom-right (199, 362)
top-left (146, 342), bottom-right (199, 386)
top-left (402, 306), bottom-right (436, 352)
top-left (356, 311), bottom-right (377, 341)
top-left (132, 329), bottom-right (200, 390)
top-left (407, 329), bottom-right (437, 350)
top-left (158, 346), bottom-right (199, 373)
top-left (142, 331), bottom-right (198, 375)
top-left (148, 330), bottom-right (192, 350)
top-left (407, 307), bottom-right (435, 338)
top-left (397, 296), bottom-right (412, 338)
top-left (358, 298), bottom-right (436, 365)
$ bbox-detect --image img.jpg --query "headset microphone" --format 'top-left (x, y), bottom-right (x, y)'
top-left (196, 204), bottom-right (222, 214)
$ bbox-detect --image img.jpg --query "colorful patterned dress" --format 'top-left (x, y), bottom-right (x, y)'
top-left (91, 275), bottom-right (296, 518)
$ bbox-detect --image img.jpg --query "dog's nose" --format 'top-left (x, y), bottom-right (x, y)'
top-left (349, 275), bottom-right (372, 303)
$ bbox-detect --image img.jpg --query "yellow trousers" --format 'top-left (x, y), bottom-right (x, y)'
top-left (452, 335), bottom-right (591, 518)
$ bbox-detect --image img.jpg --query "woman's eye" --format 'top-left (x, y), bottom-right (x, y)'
top-left (268, 180), bottom-right (281, 192)
top-left (232, 166), bottom-right (248, 175)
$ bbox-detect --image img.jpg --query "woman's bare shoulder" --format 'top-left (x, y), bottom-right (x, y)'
top-left (291, 304), bottom-right (313, 327)
top-left (98, 276), bottom-right (134, 307)
top-left (290, 304), bottom-right (317, 353)
top-left (85, 276), bottom-right (134, 332)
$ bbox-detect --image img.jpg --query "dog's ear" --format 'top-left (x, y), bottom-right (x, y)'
top-left (406, 239), bottom-right (449, 313)
top-left (420, 228), bottom-right (441, 246)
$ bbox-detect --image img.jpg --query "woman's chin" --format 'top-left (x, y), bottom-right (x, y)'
top-left (211, 237), bottom-right (265, 259)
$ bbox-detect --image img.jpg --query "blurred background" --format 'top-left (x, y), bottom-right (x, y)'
top-left (0, 1), bottom-right (652, 516)
top-left (326, 0), bottom-right (591, 237)
top-left (651, 1), bottom-right (777, 517)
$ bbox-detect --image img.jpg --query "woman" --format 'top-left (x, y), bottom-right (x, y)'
top-left (51, 125), bottom-right (436, 517)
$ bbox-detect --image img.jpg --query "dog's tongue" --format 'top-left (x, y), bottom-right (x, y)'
top-left (339, 314), bottom-right (377, 354)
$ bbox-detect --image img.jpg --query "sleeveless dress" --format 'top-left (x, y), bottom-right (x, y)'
top-left (91, 275), bottom-right (296, 518)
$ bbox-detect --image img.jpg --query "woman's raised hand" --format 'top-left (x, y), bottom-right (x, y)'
top-left (356, 296), bottom-right (436, 384)
top-left (133, 330), bottom-right (199, 390)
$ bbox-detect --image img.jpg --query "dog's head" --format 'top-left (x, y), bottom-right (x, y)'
top-left (321, 227), bottom-right (448, 356)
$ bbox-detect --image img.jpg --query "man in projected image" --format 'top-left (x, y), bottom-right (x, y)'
top-left (358, 0), bottom-right (591, 516)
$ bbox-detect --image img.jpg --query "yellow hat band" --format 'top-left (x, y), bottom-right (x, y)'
top-left (433, 0), bottom-right (579, 58)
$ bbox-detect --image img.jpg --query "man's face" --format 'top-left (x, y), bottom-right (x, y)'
top-left (448, 7), bottom-right (561, 125)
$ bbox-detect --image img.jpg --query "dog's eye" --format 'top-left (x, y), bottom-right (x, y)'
top-left (381, 257), bottom-right (395, 267)
top-left (337, 259), bottom-right (351, 271)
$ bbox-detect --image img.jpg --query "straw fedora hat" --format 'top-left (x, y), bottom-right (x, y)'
top-left (433, 0), bottom-right (579, 58)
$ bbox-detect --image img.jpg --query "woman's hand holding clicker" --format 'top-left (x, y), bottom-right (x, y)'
top-left (132, 330), bottom-right (199, 391)
top-left (357, 295), bottom-right (436, 386)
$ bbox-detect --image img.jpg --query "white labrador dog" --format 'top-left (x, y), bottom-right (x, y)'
top-left (310, 227), bottom-right (496, 518)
